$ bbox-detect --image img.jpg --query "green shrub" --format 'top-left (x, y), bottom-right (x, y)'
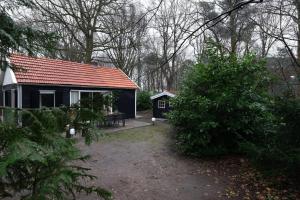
top-left (137, 91), bottom-right (152, 111)
top-left (168, 47), bottom-right (276, 156)
top-left (0, 108), bottom-right (111, 199)
top-left (245, 96), bottom-right (300, 179)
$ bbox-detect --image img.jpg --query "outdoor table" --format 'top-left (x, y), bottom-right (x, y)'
top-left (103, 112), bottom-right (126, 127)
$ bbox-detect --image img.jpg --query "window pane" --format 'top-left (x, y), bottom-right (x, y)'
top-left (5, 90), bottom-right (11, 107)
top-left (93, 93), bottom-right (104, 111)
top-left (158, 100), bottom-right (165, 108)
top-left (41, 94), bottom-right (54, 107)
top-left (70, 91), bottom-right (79, 105)
top-left (80, 92), bottom-right (93, 108)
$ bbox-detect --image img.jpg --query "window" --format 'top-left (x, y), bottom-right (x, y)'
top-left (3, 89), bottom-right (17, 108)
top-left (169, 100), bottom-right (172, 108)
top-left (80, 92), bottom-right (93, 108)
top-left (39, 90), bottom-right (55, 108)
top-left (70, 91), bottom-right (80, 105)
top-left (158, 100), bottom-right (165, 109)
top-left (4, 90), bottom-right (11, 107)
top-left (69, 90), bottom-right (111, 112)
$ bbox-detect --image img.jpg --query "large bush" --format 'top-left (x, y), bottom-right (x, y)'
top-left (168, 48), bottom-right (275, 156)
top-left (137, 91), bottom-right (152, 111)
top-left (244, 96), bottom-right (300, 179)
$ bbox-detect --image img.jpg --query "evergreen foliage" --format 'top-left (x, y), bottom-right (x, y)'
top-left (242, 96), bottom-right (300, 179)
top-left (168, 46), bottom-right (276, 156)
top-left (0, 108), bottom-right (111, 199)
top-left (0, 3), bottom-right (57, 68)
top-left (169, 45), bottom-right (300, 181)
top-left (137, 91), bottom-right (152, 111)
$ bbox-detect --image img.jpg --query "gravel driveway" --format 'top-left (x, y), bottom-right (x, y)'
top-left (76, 122), bottom-right (230, 200)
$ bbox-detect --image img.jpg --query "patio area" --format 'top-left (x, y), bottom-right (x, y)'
top-left (101, 118), bottom-right (152, 133)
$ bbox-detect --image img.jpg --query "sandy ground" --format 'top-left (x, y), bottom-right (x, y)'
top-left (76, 122), bottom-right (232, 200)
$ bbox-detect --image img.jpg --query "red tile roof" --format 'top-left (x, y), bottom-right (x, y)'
top-left (10, 54), bottom-right (138, 89)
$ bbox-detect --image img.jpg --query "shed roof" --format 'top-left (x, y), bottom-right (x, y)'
top-left (150, 91), bottom-right (176, 100)
top-left (9, 54), bottom-right (138, 89)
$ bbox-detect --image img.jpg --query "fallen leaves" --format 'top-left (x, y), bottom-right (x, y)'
top-left (199, 156), bottom-right (300, 200)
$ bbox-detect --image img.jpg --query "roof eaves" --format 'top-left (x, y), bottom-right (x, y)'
top-left (150, 91), bottom-right (176, 100)
top-left (116, 68), bottom-right (140, 89)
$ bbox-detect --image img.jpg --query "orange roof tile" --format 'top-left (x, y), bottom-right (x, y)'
top-left (10, 54), bottom-right (138, 89)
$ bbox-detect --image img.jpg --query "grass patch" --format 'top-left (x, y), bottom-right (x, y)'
top-left (97, 122), bottom-right (171, 144)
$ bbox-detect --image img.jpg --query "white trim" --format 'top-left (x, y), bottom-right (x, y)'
top-left (135, 89), bottom-right (137, 118)
top-left (158, 100), bottom-right (166, 109)
top-left (39, 90), bottom-right (56, 108)
top-left (3, 67), bottom-right (17, 86)
top-left (150, 91), bottom-right (175, 100)
top-left (69, 90), bottom-right (110, 106)
top-left (3, 89), bottom-right (5, 107)
top-left (109, 91), bottom-right (113, 114)
top-left (17, 85), bottom-right (22, 125)
top-left (11, 89), bottom-right (15, 108)
top-left (39, 90), bottom-right (55, 94)
top-left (70, 89), bottom-right (110, 93)
top-left (17, 85), bottom-right (22, 109)
top-left (70, 90), bottom-right (80, 105)
top-left (169, 100), bottom-right (172, 108)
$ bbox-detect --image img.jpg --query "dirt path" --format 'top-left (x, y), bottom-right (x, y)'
top-left (77, 122), bottom-right (233, 200)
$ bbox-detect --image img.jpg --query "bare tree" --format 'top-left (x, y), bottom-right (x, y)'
top-left (294, 0), bottom-right (300, 63)
top-left (151, 0), bottom-right (193, 90)
top-left (102, 2), bottom-right (147, 78)
top-left (254, 10), bottom-right (278, 57)
top-left (30, 0), bottom-right (117, 63)
top-left (257, 0), bottom-right (300, 68)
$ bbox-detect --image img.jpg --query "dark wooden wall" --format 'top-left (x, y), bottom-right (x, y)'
top-left (22, 85), bottom-right (69, 108)
top-left (152, 95), bottom-right (172, 118)
top-left (115, 89), bottom-right (135, 118)
top-left (21, 85), bottom-right (136, 118)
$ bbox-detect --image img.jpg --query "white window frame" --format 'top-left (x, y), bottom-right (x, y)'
top-left (2, 89), bottom-right (16, 108)
top-left (169, 100), bottom-right (172, 108)
top-left (39, 90), bottom-right (55, 108)
top-left (69, 90), bottom-right (112, 112)
top-left (70, 90), bottom-right (80, 105)
top-left (158, 100), bottom-right (165, 109)
top-left (69, 90), bottom-right (110, 105)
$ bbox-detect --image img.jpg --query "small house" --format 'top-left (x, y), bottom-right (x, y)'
top-left (150, 91), bottom-right (175, 118)
top-left (0, 54), bottom-right (139, 118)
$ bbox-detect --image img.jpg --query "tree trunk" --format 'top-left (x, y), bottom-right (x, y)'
top-left (261, 33), bottom-right (266, 58)
top-left (137, 53), bottom-right (142, 87)
top-left (166, 74), bottom-right (174, 91)
top-left (147, 73), bottom-right (150, 91)
top-left (296, 0), bottom-right (300, 64)
top-left (229, 0), bottom-right (238, 54)
top-left (84, 35), bottom-right (94, 63)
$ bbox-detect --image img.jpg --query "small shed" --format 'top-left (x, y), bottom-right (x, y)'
top-left (150, 91), bottom-right (175, 118)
